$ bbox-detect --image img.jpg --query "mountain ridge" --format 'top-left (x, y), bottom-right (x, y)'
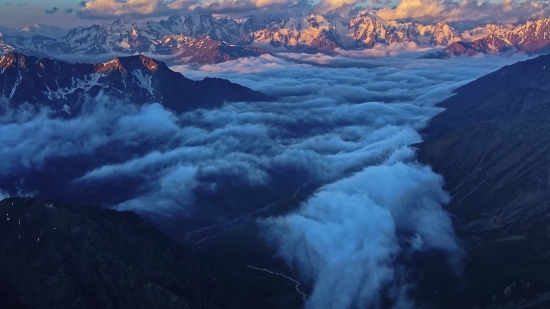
top-left (0, 51), bottom-right (272, 115)
top-left (413, 52), bottom-right (550, 309)
top-left (3, 12), bottom-right (550, 63)
top-left (443, 18), bottom-right (550, 56)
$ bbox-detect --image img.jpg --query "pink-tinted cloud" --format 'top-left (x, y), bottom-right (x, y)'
top-left (76, 0), bottom-right (550, 25)
top-left (76, 0), bottom-right (310, 19)
top-left (77, 0), bottom-right (170, 19)
top-left (76, 0), bottom-right (368, 19)
top-left (376, 0), bottom-right (550, 24)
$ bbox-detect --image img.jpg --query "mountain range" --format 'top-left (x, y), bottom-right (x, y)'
top-left (0, 52), bottom-right (270, 116)
top-left (2, 12), bottom-right (550, 64)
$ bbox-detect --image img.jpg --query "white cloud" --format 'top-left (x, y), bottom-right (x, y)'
top-left (376, 0), bottom-right (550, 24)
top-left (75, 0), bottom-right (550, 25)
top-left (77, 0), bottom-right (312, 19)
top-left (78, 0), bottom-right (169, 18)
top-left (262, 160), bottom-right (461, 309)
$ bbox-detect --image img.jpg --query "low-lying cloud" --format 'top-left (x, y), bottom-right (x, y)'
top-left (263, 160), bottom-right (462, 309)
top-left (0, 50), bottom-right (531, 308)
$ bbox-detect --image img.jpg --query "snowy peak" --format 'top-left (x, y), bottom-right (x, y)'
top-left (0, 51), bottom-right (54, 70)
top-left (19, 23), bottom-right (69, 39)
top-left (0, 52), bottom-right (271, 115)
top-left (4, 13), bottom-right (550, 60)
top-left (345, 13), bottom-right (460, 48)
top-left (0, 51), bottom-right (19, 68)
top-left (96, 55), bottom-right (164, 75)
top-left (445, 18), bottom-right (550, 56)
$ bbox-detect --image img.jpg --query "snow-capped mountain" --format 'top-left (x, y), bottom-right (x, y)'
top-left (0, 12), bottom-right (462, 64)
top-left (240, 12), bottom-right (460, 50)
top-left (0, 40), bottom-right (53, 58)
top-left (0, 52), bottom-right (271, 115)
top-left (445, 18), bottom-right (550, 56)
top-left (3, 12), bottom-right (550, 62)
top-left (0, 23), bottom-right (69, 39)
top-left (0, 19), bottom-right (270, 65)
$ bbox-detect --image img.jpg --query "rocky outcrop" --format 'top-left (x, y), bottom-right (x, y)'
top-left (445, 34), bottom-right (514, 56)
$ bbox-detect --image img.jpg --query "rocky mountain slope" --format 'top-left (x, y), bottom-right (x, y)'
top-left (0, 197), bottom-right (272, 309)
top-left (414, 53), bottom-right (550, 308)
top-left (0, 52), bottom-right (271, 115)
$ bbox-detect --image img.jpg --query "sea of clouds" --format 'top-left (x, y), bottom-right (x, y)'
top-left (0, 49), bottom-right (532, 308)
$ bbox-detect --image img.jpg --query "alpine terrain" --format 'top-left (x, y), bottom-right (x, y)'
top-left (2, 12), bottom-right (550, 62)
top-left (0, 51), bottom-right (271, 115)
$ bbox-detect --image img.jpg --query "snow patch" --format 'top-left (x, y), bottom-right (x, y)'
top-left (131, 69), bottom-right (154, 95)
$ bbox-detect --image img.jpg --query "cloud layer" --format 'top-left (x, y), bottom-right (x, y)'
top-left (0, 51), bottom-right (531, 308)
top-left (75, 0), bottom-right (550, 25)
top-left (263, 160), bottom-right (462, 309)
top-left (77, 0), bottom-right (317, 19)
top-left (376, 0), bottom-right (550, 25)
top-left (173, 52), bottom-right (530, 307)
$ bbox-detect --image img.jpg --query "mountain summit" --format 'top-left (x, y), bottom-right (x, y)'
top-left (0, 52), bottom-right (271, 115)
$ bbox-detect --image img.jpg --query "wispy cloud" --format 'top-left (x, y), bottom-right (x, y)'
top-left (44, 6), bottom-right (59, 14)
top-left (64, 8), bottom-right (74, 14)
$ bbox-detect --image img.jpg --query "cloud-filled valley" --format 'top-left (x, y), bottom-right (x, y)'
top-left (0, 51), bottom-right (532, 308)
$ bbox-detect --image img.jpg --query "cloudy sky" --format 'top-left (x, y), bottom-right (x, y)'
top-left (1, 0), bottom-right (550, 29)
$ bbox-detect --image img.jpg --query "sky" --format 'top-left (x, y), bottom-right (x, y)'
top-left (1, 0), bottom-right (550, 29)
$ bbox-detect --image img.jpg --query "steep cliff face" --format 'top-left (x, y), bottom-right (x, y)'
top-left (414, 53), bottom-right (550, 309)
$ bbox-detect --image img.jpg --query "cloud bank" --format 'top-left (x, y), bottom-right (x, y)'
top-left (173, 52), bottom-right (531, 307)
top-left (75, 0), bottom-right (550, 25)
top-left (0, 51), bottom-right (531, 308)
top-left (376, 0), bottom-right (550, 25)
top-left (76, 0), bottom-right (312, 19)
